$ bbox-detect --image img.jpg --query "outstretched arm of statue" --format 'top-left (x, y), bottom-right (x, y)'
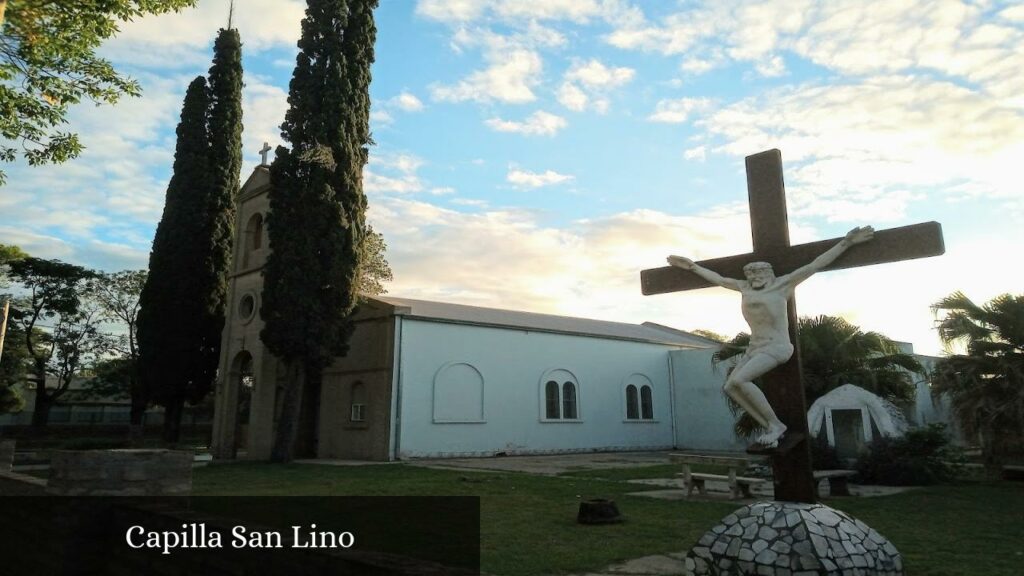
top-left (667, 255), bottom-right (743, 291)
top-left (780, 225), bottom-right (875, 286)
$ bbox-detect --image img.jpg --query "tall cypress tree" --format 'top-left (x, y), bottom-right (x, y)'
top-left (262, 0), bottom-right (377, 462)
top-left (138, 27), bottom-right (243, 442)
top-left (205, 27), bottom-right (243, 323)
top-left (137, 76), bottom-right (212, 441)
top-left (197, 26), bottom-right (244, 435)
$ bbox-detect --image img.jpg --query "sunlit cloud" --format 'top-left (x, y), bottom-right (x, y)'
top-left (506, 167), bottom-right (574, 188)
top-left (485, 110), bottom-right (567, 136)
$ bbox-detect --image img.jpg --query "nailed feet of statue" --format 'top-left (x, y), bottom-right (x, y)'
top-left (757, 422), bottom-right (787, 447)
top-left (747, 431), bottom-right (806, 456)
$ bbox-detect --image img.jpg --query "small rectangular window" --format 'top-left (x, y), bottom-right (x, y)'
top-left (350, 403), bottom-right (366, 422)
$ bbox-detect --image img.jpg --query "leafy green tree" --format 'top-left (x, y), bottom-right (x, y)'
top-left (137, 76), bottom-right (213, 442)
top-left (0, 243), bottom-right (28, 412)
top-left (690, 328), bottom-right (727, 343)
top-left (715, 314), bottom-right (922, 438)
top-left (931, 292), bottom-right (1024, 470)
top-left (92, 270), bottom-right (147, 428)
top-left (356, 224), bottom-right (392, 296)
top-left (262, 0), bottom-right (378, 462)
top-left (0, 321), bottom-right (29, 414)
top-left (6, 257), bottom-right (107, 426)
top-left (0, 1), bottom-right (197, 184)
top-left (0, 243), bottom-right (28, 286)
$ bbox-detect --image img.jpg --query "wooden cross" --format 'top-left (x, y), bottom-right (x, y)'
top-left (259, 142), bottom-right (272, 166)
top-left (641, 149), bottom-right (944, 502)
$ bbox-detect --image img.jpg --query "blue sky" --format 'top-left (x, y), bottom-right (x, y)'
top-left (2, 0), bottom-right (1023, 355)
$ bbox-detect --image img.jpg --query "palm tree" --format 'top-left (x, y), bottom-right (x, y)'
top-left (715, 315), bottom-right (923, 438)
top-left (931, 292), bottom-right (1024, 468)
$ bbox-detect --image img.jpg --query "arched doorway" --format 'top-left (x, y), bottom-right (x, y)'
top-left (232, 351), bottom-right (255, 454)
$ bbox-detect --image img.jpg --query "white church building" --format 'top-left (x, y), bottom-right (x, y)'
top-left (210, 166), bottom-right (951, 461)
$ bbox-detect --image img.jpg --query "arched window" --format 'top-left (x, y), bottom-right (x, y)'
top-left (350, 381), bottom-right (367, 422)
top-left (545, 381), bottom-right (560, 419)
top-left (640, 385), bottom-right (654, 420)
top-left (248, 213), bottom-right (264, 250)
top-left (540, 369), bottom-right (581, 421)
top-left (624, 374), bottom-right (655, 422)
top-left (562, 382), bottom-right (577, 419)
top-left (243, 213), bottom-right (264, 267)
top-left (625, 385), bottom-right (639, 420)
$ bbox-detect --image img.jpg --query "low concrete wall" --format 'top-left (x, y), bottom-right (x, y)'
top-left (48, 449), bottom-right (193, 496)
top-left (0, 469), bottom-right (47, 495)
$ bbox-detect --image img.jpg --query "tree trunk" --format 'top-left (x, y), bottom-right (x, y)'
top-left (31, 391), bottom-right (51, 429)
top-left (295, 367), bottom-right (322, 458)
top-left (271, 362), bottom-right (304, 463)
top-left (162, 396), bottom-right (185, 444)
top-left (129, 374), bottom-right (147, 444)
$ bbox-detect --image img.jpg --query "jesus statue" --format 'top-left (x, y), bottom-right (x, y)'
top-left (667, 226), bottom-right (875, 447)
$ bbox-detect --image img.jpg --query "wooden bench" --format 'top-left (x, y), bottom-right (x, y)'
top-left (813, 469), bottom-right (857, 496)
top-left (670, 453), bottom-right (767, 499)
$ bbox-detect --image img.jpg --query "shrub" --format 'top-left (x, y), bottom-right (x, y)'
top-left (856, 424), bottom-right (963, 485)
top-left (810, 435), bottom-right (843, 470)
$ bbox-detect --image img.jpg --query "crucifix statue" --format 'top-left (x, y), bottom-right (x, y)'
top-left (642, 149), bottom-right (944, 502)
top-left (259, 142), bottom-right (272, 166)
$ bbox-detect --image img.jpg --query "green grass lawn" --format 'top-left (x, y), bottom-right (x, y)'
top-left (193, 463), bottom-right (1024, 576)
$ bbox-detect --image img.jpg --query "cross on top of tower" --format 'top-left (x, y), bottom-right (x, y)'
top-left (259, 142), bottom-right (272, 166)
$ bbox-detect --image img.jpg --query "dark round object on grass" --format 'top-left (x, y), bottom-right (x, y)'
top-left (577, 498), bottom-right (623, 524)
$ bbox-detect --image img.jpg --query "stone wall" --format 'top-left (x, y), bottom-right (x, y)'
top-left (47, 449), bottom-right (193, 496)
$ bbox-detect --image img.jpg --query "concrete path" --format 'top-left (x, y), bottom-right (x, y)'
top-left (572, 553), bottom-right (689, 576)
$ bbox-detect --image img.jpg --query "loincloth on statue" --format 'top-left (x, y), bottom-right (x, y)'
top-left (741, 341), bottom-right (794, 364)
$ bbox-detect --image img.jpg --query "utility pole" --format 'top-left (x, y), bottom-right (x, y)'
top-left (0, 299), bottom-right (9, 365)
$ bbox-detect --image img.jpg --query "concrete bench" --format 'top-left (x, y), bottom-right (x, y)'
top-left (813, 469), bottom-right (857, 496)
top-left (670, 453), bottom-right (766, 499)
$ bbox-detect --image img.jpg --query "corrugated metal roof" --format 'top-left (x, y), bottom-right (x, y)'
top-left (371, 295), bottom-right (713, 347)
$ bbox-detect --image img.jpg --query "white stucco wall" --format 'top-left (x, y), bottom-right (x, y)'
top-left (394, 318), bottom-right (680, 458)
top-left (670, 348), bottom-right (746, 452)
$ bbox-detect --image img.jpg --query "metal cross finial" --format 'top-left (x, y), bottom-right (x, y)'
top-left (228, 0), bottom-right (235, 29)
top-left (259, 142), bottom-right (272, 166)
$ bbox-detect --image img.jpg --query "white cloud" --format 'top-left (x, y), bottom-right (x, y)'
top-left (416, 0), bottom-right (644, 27)
top-left (371, 109), bottom-right (395, 125)
top-left (368, 193), bottom-right (1024, 357)
top-left (648, 97), bottom-right (712, 123)
top-left (693, 75), bottom-right (1024, 221)
top-left (101, 0), bottom-right (306, 68)
top-left (557, 59), bottom-right (635, 113)
top-left (565, 59), bottom-right (635, 88)
top-left (607, 0), bottom-right (1024, 94)
top-left (684, 146), bottom-right (706, 161)
top-left (416, 0), bottom-right (490, 22)
top-left (392, 92), bottom-right (426, 112)
top-left (485, 111), bottom-right (568, 136)
top-left (431, 49), bottom-right (543, 104)
top-left (506, 167), bottom-right (574, 188)
top-left (240, 78), bottom-right (290, 175)
top-left (999, 5), bottom-right (1024, 23)
top-left (364, 154), bottom-right (427, 195)
top-left (556, 82), bottom-right (589, 111)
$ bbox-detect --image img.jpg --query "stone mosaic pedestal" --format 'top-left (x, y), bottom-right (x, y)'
top-left (683, 501), bottom-right (902, 575)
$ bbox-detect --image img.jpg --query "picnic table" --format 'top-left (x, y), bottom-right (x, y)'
top-left (669, 453), bottom-right (767, 499)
